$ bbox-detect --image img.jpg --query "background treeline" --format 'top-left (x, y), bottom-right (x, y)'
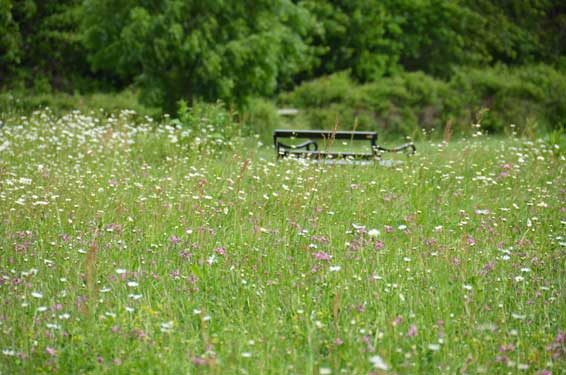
top-left (1, 0), bottom-right (565, 135)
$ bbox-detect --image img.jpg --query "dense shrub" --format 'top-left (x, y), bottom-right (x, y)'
top-left (0, 90), bottom-right (160, 120)
top-left (452, 64), bottom-right (566, 134)
top-left (240, 98), bottom-right (281, 146)
top-left (280, 65), bottom-right (566, 138)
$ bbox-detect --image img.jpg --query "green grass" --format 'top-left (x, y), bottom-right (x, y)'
top-left (0, 110), bottom-right (564, 374)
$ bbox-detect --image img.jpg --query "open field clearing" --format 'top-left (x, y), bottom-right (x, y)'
top-left (0, 111), bottom-right (565, 374)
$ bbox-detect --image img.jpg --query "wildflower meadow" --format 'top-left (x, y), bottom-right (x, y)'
top-left (0, 110), bottom-right (565, 374)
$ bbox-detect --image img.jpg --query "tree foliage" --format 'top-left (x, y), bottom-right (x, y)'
top-left (0, 0), bottom-right (87, 91)
top-left (81, 0), bottom-right (316, 111)
top-left (0, 0), bottom-right (564, 113)
top-left (303, 0), bottom-right (565, 81)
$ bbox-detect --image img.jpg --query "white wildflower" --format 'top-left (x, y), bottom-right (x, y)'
top-left (369, 355), bottom-right (389, 370)
top-left (2, 349), bottom-right (16, 356)
top-left (368, 229), bottom-right (381, 237)
top-left (428, 343), bottom-right (441, 351)
top-left (160, 321), bottom-right (174, 333)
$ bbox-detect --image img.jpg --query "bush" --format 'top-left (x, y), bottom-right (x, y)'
top-left (240, 98), bottom-right (281, 146)
top-left (280, 72), bottom-right (356, 108)
top-left (0, 90), bottom-right (161, 120)
top-left (450, 64), bottom-right (566, 134)
top-left (280, 65), bottom-right (566, 138)
top-left (280, 71), bottom-right (453, 139)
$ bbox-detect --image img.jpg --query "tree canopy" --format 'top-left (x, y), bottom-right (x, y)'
top-left (81, 0), bottom-right (315, 111)
top-left (1, 0), bottom-right (564, 110)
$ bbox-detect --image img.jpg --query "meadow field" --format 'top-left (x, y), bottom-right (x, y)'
top-left (0, 110), bottom-right (564, 374)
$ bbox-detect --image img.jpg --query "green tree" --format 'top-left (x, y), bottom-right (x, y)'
top-left (302, 0), bottom-right (492, 81)
top-left (0, 0), bottom-right (25, 86)
top-left (462, 0), bottom-right (551, 65)
top-left (0, 0), bottom-right (88, 91)
top-left (301, 0), bottom-right (565, 81)
top-left (300, 0), bottom-right (404, 81)
top-left (81, 0), bottom-right (316, 112)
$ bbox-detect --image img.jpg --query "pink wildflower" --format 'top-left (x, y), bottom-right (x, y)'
top-left (392, 315), bottom-right (403, 326)
top-left (313, 252), bottom-right (332, 261)
top-left (407, 324), bottom-right (418, 337)
top-left (214, 247), bottom-right (226, 256)
top-left (170, 269), bottom-right (181, 279)
top-left (191, 357), bottom-right (208, 366)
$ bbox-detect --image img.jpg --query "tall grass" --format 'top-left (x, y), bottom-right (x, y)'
top-left (0, 109), bottom-right (564, 374)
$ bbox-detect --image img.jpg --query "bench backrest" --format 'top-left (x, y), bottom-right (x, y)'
top-left (273, 129), bottom-right (377, 142)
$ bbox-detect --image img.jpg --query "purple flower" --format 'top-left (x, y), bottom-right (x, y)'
top-left (313, 252), bottom-right (332, 261)
top-left (392, 316), bottom-right (403, 326)
top-left (214, 247), bottom-right (226, 256)
top-left (407, 324), bottom-right (418, 337)
top-left (191, 357), bottom-right (207, 366)
top-left (170, 269), bottom-right (181, 279)
top-left (495, 355), bottom-right (509, 364)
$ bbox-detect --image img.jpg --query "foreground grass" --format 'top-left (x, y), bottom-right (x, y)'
top-left (0, 110), bottom-right (564, 374)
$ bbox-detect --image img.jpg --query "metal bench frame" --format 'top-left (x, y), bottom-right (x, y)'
top-left (273, 129), bottom-right (415, 160)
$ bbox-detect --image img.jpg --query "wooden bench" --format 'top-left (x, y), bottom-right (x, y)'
top-left (273, 129), bottom-right (415, 160)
